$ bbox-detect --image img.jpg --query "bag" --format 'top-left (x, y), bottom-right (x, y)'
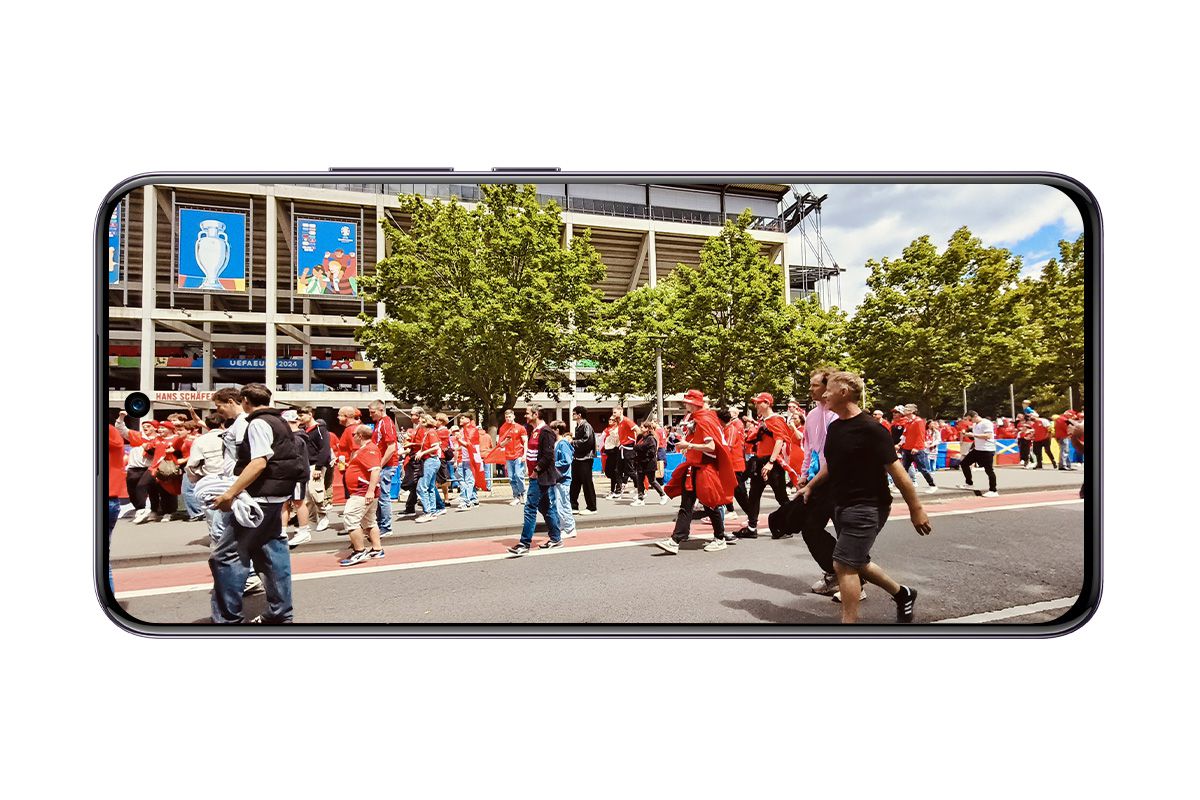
top-left (400, 458), bottom-right (421, 491)
top-left (155, 459), bottom-right (180, 479)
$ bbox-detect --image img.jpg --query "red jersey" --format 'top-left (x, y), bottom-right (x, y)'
top-left (525, 422), bottom-right (548, 471)
top-left (372, 415), bottom-right (400, 467)
top-left (345, 441), bottom-right (382, 497)
top-left (753, 414), bottom-right (791, 459)
top-left (1032, 417), bottom-right (1051, 441)
top-left (337, 422), bottom-right (359, 462)
top-left (418, 427), bottom-right (443, 458)
top-left (436, 425), bottom-right (452, 454)
top-left (901, 417), bottom-right (927, 451)
top-left (497, 421), bottom-right (526, 460)
top-left (724, 420), bottom-right (745, 463)
top-left (108, 425), bottom-right (127, 499)
top-left (655, 428), bottom-right (667, 450)
top-left (616, 417), bottom-right (638, 446)
top-left (1053, 415), bottom-right (1074, 438)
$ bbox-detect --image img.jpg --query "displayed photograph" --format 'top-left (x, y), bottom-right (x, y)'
top-left (100, 177), bottom-right (1093, 630)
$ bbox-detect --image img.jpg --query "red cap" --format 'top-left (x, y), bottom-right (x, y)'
top-left (682, 389), bottom-right (706, 407)
top-left (143, 419), bottom-right (159, 428)
top-left (753, 392), bottom-right (774, 405)
top-left (158, 421), bottom-right (175, 431)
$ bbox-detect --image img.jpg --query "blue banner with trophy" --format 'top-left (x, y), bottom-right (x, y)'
top-left (108, 207), bottom-right (121, 284)
top-left (178, 208), bottom-right (248, 291)
top-left (296, 218), bottom-right (358, 296)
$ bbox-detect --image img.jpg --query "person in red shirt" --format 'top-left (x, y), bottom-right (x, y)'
top-left (414, 414), bottom-right (447, 522)
top-left (338, 424), bottom-right (385, 566)
top-left (478, 426), bottom-right (495, 491)
top-left (497, 408), bottom-right (529, 506)
top-left (718, 408), bottom-right (751, 521)
top-left (335, 405), bottom-right (362, 494)
top-left (369, 400), bottom-right (400, 535)
top-left (786, 400), bottom-right (806, 489)
top-left (873, 409), bottom-right (891, 431)
top-left (734, 392), bottom-right (794, 539)
top-left (1031, 414), bottom-right (1057, 469)
top-left (399, 407), bottom-right (426, 517)
top-left (996, 417), bottom-right (1017, 439)
top-left (1015, 413), bottom-right (1035, 468)
top-left (899, 407), bottom-right (937, 492)
top-left (1054, 409), bottom-right (1079, 470)
top-left (106, 422), bottom-right (127, 592)
top-left (612, 406), bottom-right (639, 499)
top-left (148, 420), bottom-right (183, 518)
top-left (453, 413), bottom-right (487, 510)
top-left (657, 389), bottom-right (738, 554)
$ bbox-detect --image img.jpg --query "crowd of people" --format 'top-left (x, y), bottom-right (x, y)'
top-left (105, 378), bottom-right (1085, 625)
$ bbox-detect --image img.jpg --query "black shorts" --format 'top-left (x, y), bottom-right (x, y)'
top-left (832, 503), bottom-right (890, 567)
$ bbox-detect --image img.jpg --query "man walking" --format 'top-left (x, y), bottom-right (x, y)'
top-left (570, 406), bottom-right (598, 515)
top-left (497, 409), bottom-right (528, 506)
top-left (1031, 413), bottom-right (1057, 469)
top-left (337, 424), bottom-right (385, 566)
top-left (209, 383), bottom-right (307, 624)
top-left (733, 392), bottom-right (791, 539)
top-left (799, 372), bottom-right (932, 624)
top-left (368, 400), bottom-right (400, 535)
top-left (956, 410), bottom-right (999, 496)
top-left (655, 390), bottom-right (737, 554)
top-left (899, 406), bottom-right (938, 493)
top-left (296, 405), bottom-right (332, 535)
top-left (551, 420), bottom-right (577, 538)
top-left (506, 405), bottom-right (562, 556)
top-left (612, 406), bottom-right (639, 499)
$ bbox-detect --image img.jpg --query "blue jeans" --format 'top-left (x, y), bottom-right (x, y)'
top-left (901, 449), bottom-right (935, 487)
top-left (553, 481), bottom-right (574, 536)
top-left (506, 458), bottom-right (527, 499)
top-left (458, 462), bottom-right (477, 505)
top-left (107, 498), bottom-right (120, 592)
top-left (419, 458), bottom-right (444, 514)
top-left (209, 500), bottom-right (292, 623)
top-left (520, 480), bottom-right (561, 546)
top-left (377, 466), bottom-right (396, 533)
top-left (181, 473), bottom-right (203, 519)
top-left (485, 463), bottom-right (493, 491)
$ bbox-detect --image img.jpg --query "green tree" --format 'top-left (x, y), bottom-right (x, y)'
top-left (355, 184), bottom-right (605, 424)
top-left (594, 212), bottom-right (844, 409)
top-left (848, 227), bottom-right (1039, 418)
top-left (1021, 233), bottom-right (1085, 410)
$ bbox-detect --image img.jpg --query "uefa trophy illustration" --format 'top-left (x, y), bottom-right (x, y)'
top-left (195, 219), bottom-right (230, 289)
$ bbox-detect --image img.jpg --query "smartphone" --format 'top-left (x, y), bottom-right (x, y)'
top-left (96, 171), bottom-right (1100, 635)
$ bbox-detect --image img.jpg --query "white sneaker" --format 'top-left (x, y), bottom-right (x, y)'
top-left (243, 574), bottom-right (264, 595)
top-left (925, 486), bottom-right (938, 494)
top-left (655, 538), bottom-right (680, 555)
top-left (415, 513), bottom-right (434, 523)
top-left (571, 509), bottom-right (580, 515)
top-left (612, 493), bottom-right (623, 501)
top-left (703, 538), bottom-right (727, 552)
top-left (956, 484), bottom-right (976, 491)
top-left (832, 587), bottom-right (867, 603)
top-left (288, 528), bottom-right (312, 548)
top-left (659, 495), bottom-right (670, 505)
top-left (578, 509), bottom-right (597, 516)
top-left (132, 508), bottom-right (151, 525)
top-left (562, 530), bottom-right (577, 539)
top-left (983, 490), bottom-right (999, 498)
top-left (631, 498), bottom-right (645, 507)
top-left (456, 504), bottom-right (474, 512)
top-left (508, 498), bottom-right (523, 506)
top-left (316, 516), bottom-right (330, 532)
top-left (811, 573), bottom-right (838, 595)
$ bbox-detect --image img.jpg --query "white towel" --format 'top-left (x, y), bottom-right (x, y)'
top-left (193, 474), bottom-right (264, 529)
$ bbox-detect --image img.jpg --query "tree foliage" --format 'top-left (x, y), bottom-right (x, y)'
top-left (593, 212), bottom-right (852, 410)
top-left (849, 227), bottom-right (1084, 418)
top-left (355, 184), bottom-right (605, 424)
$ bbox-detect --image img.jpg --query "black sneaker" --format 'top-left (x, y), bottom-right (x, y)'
top-left (894, 586), bottom-right (918, 623)
top-left (507, 543), bottom-right (530, 557)
top-left (770, 529), bottom-right (794, 540)
top-left (538, 539), bottom-right (563, 549)
top-left (733, 526), bottom-right (758, 539)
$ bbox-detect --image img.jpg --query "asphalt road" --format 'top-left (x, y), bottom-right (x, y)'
top-left (117, 499), bottom-right (1084, 626)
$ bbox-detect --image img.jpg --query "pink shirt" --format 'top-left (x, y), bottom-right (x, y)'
top-left (801, 402), bottom-right (839, 477)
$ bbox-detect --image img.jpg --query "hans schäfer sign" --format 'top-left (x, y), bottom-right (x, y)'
top-left (108, 207), bottom-right (121, 284)
top-left (296, 218), bottom-right (358, 296)
top-left (178, 208), bottom-right (248, 291)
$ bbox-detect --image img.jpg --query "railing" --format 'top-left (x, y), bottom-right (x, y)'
top-left (293, 184), bottom-right (785, 231)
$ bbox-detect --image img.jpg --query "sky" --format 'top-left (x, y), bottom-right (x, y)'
top-left (792, 183), bottom-right (1085, 312)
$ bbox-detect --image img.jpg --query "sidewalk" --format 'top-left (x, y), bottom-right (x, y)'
top-left (110, 465), bottom-right (1083, 568)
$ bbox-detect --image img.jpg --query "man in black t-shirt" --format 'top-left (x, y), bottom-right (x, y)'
top-left (800, 372), bottom-right (932, 624)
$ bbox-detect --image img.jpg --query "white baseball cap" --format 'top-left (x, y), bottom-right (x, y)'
top-left (281, 409), bottom-right (298, 422)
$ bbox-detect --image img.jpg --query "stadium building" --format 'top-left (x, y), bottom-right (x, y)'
top-left (106, 179), bottom-right (841, 425)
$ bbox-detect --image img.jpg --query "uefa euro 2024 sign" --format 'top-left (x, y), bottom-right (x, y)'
top-left (297, 218), bottom-right (358, 296)
top-left (178, 208), bottom-right (248, 291)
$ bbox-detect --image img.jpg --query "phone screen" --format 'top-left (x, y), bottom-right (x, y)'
top-left (97, 174), bottom-right (1097, 634)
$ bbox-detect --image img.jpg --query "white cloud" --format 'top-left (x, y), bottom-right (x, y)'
top-left (790, 183), bottom-right (1085, 311)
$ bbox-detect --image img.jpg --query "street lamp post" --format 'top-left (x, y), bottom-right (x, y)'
top-left (646, 333), bottom-right (667, 424)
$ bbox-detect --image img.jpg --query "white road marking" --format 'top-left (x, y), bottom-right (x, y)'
top-left (115, 498), bottom-right (1084, 600)
top-left (933, 596), bottom-right (1078, 624)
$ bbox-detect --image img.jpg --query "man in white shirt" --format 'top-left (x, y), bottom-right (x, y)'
top-left (957, 410), bottom-right (998, 496)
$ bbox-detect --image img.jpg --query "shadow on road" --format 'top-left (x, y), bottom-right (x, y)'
top-left (718, 568), bottom-right (805, 596)
top-left (720, 598), bottom-right (832, 624)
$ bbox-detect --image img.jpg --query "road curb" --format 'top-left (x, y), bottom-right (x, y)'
top-left (111, 482), bottom-right (1081, 569)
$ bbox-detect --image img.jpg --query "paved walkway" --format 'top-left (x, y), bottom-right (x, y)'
top-left (110, 465), bottom-right (1084, 567)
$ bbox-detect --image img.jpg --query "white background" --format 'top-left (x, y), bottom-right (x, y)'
top-left (1, 2), bottom-right (1192, 797)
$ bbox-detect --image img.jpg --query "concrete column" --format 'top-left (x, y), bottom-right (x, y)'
top-left (647, 228), bottom-right (657, 288)
top-left (375, 196), bottom-right (387, 394)
top-left (265, 191), bottom-right (278, 392)
top-left (140, 185), bottom-right (157, 410)
top-left (564, 221), bottom-right (577, 397)
top-left (202, 294), bottom-right (213, 389)
top-left (781, 239), bottom-right (791, 305)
